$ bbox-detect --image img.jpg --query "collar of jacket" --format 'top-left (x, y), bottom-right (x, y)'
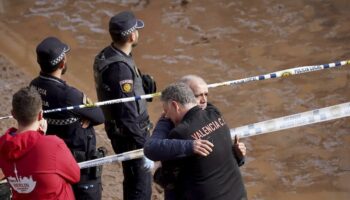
top-left (39, 72), bottom-right (65, 85)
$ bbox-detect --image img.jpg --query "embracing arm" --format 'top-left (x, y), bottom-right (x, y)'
top-left (144, 117), bottom-right (214, 161)
top-left (144, 117), bottom-right (193, 161)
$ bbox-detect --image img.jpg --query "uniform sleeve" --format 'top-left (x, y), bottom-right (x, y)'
top-left (55, 138), bottom-right (80, 183)
top-left (144, 117), bottom-right (193, 161)
top-left (65, 87), bottom-right (105, 126)
top-left (106, 62), bottom-right (148, 147)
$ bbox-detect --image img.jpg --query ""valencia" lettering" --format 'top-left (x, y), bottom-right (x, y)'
top-left (191, 117), bottom-right (226, 139)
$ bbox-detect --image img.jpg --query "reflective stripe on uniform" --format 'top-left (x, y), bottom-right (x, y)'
top-left (46, 117), bottom-right (79, 125)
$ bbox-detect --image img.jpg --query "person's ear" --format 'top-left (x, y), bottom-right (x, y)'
top-left (37, 110), bottom-right (43, 121)
top-left (58, 60), bottom-right (65, 69)
top-left (11, 110), bottom-right (17, 120)
top-left (130, 31), bottom-right (136, 42)
top-left (171, 101), bottom-right (180, 112)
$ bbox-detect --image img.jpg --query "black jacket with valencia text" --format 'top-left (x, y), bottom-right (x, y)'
top-left (169, 103), bottom-right (247, 200)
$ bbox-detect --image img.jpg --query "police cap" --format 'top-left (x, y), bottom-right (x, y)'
top-left (109, 11), bottom-right (144, 36)
top-left (36, 37), bottom-right (70, 72)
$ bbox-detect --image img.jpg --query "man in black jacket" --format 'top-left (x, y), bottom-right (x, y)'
top-left (160, 82), bottom-right (247, 200)
top-left (180, 75), bottom-right (246, 163)
top-left (30, 36), bottom-right (105, 200)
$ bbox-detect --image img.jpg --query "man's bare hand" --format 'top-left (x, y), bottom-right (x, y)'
top-left (233, 135), bottom-right (246, 158)
top-left (80, 119), bottom-right (91, 128)
top-left (193, 139), bottom-right (214, 157)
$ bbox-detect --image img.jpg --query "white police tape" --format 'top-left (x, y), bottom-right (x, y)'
top-left (208, 60), bottom-right (350, 88)
top-left (78, 101), bottom-right (350, 169)
top-left (1, 60), bottom-right (348, 120)
top-left (45, 92), bottom-right (162, 114)
top-left (0, 92), bottom-right (162, 120)
top-left (231, 101), bottom-right (350, 138)
top-left (79, 149), bottom-right (144, 169)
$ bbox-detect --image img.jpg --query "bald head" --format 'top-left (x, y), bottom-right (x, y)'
top-left (180, 75), bottom-right (208, 109)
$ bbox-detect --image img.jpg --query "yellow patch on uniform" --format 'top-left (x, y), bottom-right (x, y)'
top-left (120, 80), bottom-right (133, 93)
top-left (122, 83), bottom-right (132, 92)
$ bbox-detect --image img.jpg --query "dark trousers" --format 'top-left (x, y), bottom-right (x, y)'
top-left (111, 135), bottom-right (152, 200)
top-left (164, 189), bottom-right (177, 200)
top-left (0, 183), bottom-right (11, 200)
top-left (73, 173), bottom-right (102, 200)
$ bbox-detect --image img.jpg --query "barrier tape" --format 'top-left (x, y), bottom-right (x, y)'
top-left (0, 93), bottom-right (162, 120)
top-left (208, 60), bottom-right (349, 88)
top-left (78, 101), bottom-right (350, 169)
top-left (1, 60), bottom-right (348, 120)
top-left (79, 149), bottom-right (144, 169)
top-left (231, 102), bottom-right (350, 138)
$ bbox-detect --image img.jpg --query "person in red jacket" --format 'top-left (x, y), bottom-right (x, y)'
top-left (0, 87), bottom-right (80, 200)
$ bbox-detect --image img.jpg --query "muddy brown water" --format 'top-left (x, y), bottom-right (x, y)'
top-left (0, 0), bottom-right (350, 199)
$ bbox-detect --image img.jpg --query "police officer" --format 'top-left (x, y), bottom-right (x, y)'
top-left (93, 11), bottom-right (156, 200)
top-left (30, 37), bottom-right (105, 200)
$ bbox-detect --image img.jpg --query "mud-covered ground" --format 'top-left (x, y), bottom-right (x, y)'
top-left (1, 0), bottom-right (350, 199)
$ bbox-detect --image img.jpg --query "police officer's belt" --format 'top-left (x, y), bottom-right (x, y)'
top-left (46, 117), bottom-right (79, 125)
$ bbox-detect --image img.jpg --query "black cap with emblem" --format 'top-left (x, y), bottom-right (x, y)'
top-left (36, 37), bottom-right (70, 73)
top-left (109, 11), bottom-right (144, 36)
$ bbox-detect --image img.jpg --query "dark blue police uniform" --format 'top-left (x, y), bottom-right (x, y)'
top-left (31, 37), bottom-right (105, 200)
top-left (31, 73), bottom-right (105, 200)
top-left (94, 44), bottom-right (152, 200)
top-left (93, 10), bottom-right (159, 199)
top-left (93, 11), bottom-right (154, 200)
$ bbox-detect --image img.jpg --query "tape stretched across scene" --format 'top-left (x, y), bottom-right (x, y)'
top-left (0, 92), bottom-right (162, 120)
top-left (0, 59), bottom-right (348, 120)
top-left (79, 149), bottom-right (144, 169)
top-left (231, 101), bottom-right (350, 138)
top-left (207, 60), bottom-right (349, 88)
top-left (78, 101), bottom-right (350, 169)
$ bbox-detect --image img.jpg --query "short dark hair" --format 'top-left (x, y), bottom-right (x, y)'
top-left (39, 61), bottom-right (61, 74)
top-left (110, 32), bottom-right (130, 45)
top-left (161, 82), bottom-right (197, 105)
top-left (12, 87), bottom-right (42, 126)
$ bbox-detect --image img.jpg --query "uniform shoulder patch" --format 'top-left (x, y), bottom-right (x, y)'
top-left (120, 79), bottom-right (133, 93)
